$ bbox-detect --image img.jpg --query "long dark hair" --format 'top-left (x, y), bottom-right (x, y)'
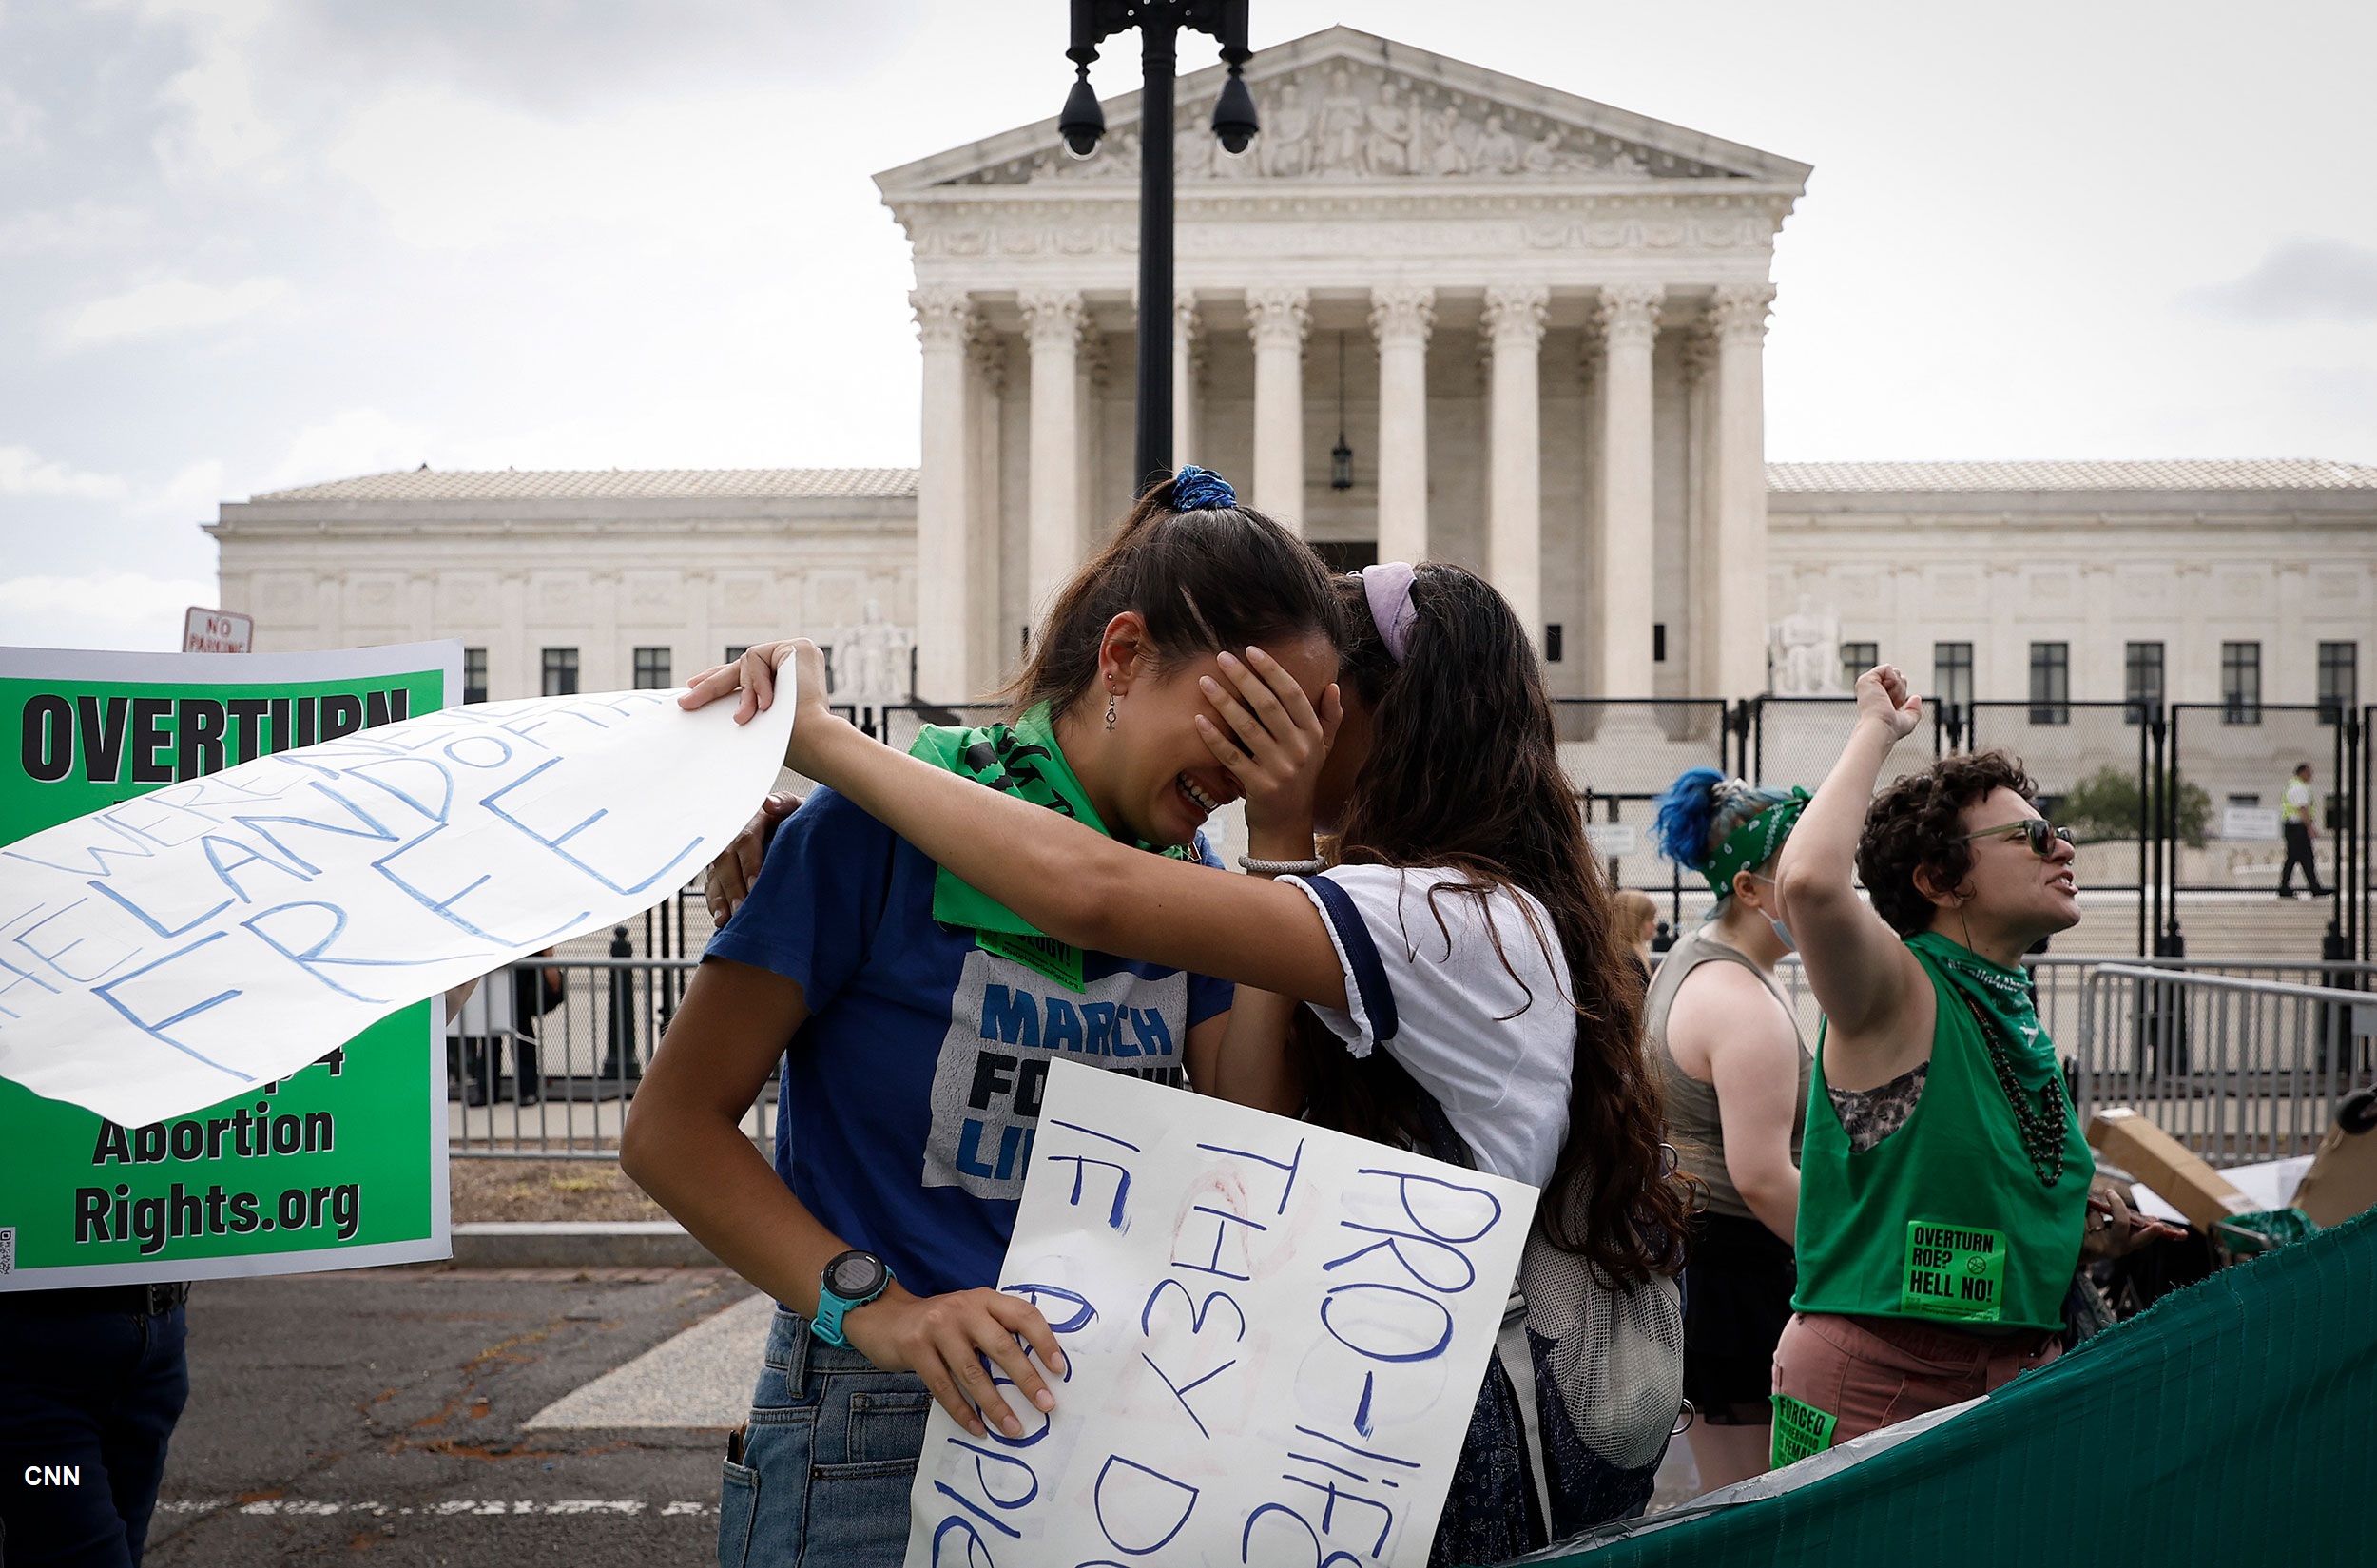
top-left (1298, 566), bottom-right (1688, 1286)
top-left (1000, 474), bottom-right (1343, 718)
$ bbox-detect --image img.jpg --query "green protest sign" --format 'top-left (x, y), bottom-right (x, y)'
top-left (0, 642), bottom-right (461, 1288)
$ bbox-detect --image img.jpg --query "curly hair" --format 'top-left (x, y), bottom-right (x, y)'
top-left (1856, 749), bottom-right (2041, 937)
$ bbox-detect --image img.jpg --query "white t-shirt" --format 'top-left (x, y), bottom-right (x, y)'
top-left (2283, 777), bottom-right (2313, 823)
top-left (1285, 863), bottom-right (1575, 1188)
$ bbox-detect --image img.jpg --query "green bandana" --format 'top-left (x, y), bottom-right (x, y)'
top-left (1702, 787), bottom-right (1809, 897)
top-left (1904, 930), bottom-right (2075, 1187)
top-left (907, 703), bottom-right (1195, 993)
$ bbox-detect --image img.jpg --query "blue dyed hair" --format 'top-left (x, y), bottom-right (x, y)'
top-left (1651, 766), bottom-right (1795, 874)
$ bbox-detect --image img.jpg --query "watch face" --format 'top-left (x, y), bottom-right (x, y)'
top-left (824, 1250), bottom-right (887, 1301)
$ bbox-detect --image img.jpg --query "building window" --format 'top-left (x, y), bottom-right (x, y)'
top-left (2028, 642), bottom-right (2069, 726)
top-left (725, 645), bottom-right (750, 664)
top-left (463, 648), bottom-right (488, 706)
top-left (541, 647), bottom-right (579, 697)
top-left (2318, 641), bottom-right (2358, 725)
top-left (2221, 641), bottom-right (2261, 726)
top-left (1840, 641), bottom-right (1878, 691)
top-left (633, 647), bottom-right (672, 689)
top-left (2124, 641), bottom-right (2163, 726)
top-left (1934, 642), bottom-right (1974, 722)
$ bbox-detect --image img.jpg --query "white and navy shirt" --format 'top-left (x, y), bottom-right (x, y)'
top-left (1285, 864), bottom-right (1575, 1187)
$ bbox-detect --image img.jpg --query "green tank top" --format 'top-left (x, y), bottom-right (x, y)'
top-left (1792, 934), bottom-right (2092, 1333)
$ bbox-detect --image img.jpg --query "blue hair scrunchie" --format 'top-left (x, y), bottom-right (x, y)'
top-left (1170, 464), bottom-right (1237, 512)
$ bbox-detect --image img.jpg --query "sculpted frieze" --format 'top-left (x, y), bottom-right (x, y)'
top-left (941, 60), bottom-right (1737, 188)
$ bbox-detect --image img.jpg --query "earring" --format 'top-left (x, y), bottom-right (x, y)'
top-left (1105, 692), bottom-right (1117, 731)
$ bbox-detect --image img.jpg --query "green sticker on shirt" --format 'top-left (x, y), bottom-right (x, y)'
top-left (1901, 1220), bottom-right (2008, 1322)
top-left (1770, 1394), bottom-right (1836, 1467)
top-left (976, 928), bottom-right (1086, 994)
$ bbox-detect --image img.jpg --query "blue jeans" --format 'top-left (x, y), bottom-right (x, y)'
top-left (718, 1307), bottom-right (934, 1568)
top-left (0, 1295), bottom-right (190, 1567)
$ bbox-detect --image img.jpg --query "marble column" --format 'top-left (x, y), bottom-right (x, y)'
top-left (1710, 283), bottom-right (1774, 700)
top-left (1484, 283), bottom-right (1549, 644)
top-left (1172, 291), bottom-right (1201, 468)
top-left (912, 287), bottom-right (976, 701)
top-left (1594, 281), bottom-right (1664, 697)
top-left (1368, 286), bottom-right (1435, 565)
top-left (965, 318), bottom-right (1005, 691)
top-left (1246, 287), bottom-right (1310, 526)
top-left (1019, 288), bottom-right (1085, 629)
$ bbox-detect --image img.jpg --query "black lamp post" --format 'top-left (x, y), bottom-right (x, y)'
top-left (1329, 330), bottom-right (1354, 491)
top-left (1058, 0), bottom-right (1257, 495)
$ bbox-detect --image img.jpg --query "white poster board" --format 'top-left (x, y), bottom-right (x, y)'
top-left (0, 679), bottom-right (793, 1127)
top-left (906, 1060), bottom-right (1537, 1567)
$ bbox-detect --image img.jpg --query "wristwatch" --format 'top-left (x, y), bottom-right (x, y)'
top-left (812, 1249), bottom-right (893, 1347)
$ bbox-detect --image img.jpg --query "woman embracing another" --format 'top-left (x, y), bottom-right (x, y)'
top-left (698, 526), bottom-right (1692, 1562)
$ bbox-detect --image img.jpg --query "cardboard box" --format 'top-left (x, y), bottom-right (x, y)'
top-left (2290, 1096), bottom-right (2377, 1229)
top-left (2086, 1108), bottom-right (2257, 1232)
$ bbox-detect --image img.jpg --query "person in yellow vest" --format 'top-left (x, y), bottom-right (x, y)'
top-left (2278, 762), bottom-right (2325, 898)
top-left (1767, 665), bottom-right (2165, 1462)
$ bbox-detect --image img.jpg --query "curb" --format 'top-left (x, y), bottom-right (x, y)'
top-left (450, 1221), bottom-right (722, 1269)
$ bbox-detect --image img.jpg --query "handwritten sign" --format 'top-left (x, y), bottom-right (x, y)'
top-left (905, 1060), bottom-right (1537, 1567)
top-left (0, 678), bottom-right (793, 1128)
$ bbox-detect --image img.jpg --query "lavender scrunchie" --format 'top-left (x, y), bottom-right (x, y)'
top-left (1361, 561), bottom-right (1419, 664)
top-left (1170, 464), bottom-right (1237, 512)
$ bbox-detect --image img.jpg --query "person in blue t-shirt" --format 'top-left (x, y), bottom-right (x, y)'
top-left (619, 468), bottom-right (1343, 1567)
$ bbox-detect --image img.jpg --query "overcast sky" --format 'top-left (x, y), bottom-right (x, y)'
top-left (4, 0), bottom-right (2374, 651)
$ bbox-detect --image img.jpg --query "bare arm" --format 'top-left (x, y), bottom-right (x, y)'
top-left (688, 641), bottom-right (1351, 1012)
top-left (620, 958), bottom-right (1062, 1440)
top-left (1208, 986), bottom-right (1306, 1115)
top-left (1773, 665), bottom-right (1934, 1090)
top-left (1671, 967), bottom-right (1804, 1243)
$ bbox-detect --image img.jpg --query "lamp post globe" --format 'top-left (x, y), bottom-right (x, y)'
top-left (1057, 1), bottom-right (1259, 494)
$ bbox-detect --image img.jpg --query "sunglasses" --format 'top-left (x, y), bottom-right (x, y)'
top-left (1961, 819), bottom-right (2075, 857)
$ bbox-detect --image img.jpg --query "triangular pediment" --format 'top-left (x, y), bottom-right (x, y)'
top-left (877, 26), bottom-right (1808, 195)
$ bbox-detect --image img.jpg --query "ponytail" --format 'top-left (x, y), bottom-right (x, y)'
top-left (1001, 471), bottom-right (1343, 717)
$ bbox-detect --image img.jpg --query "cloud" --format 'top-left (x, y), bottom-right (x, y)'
top-left (2184, 239), bottom-right (2377, 323)
top-left (59, 275), bottom-right (290, 346)
top-left (0, 445), bottom-right (130, 500)
top-left (145, 0), bottom-right (284, 181)
top-left (0, 84), bottom-right (43, 156)
top-left (0, 203), bottom-right (151, 256)
top-left (0, 571), bottom-right (217, 653)
top-left (262, 408), bottom-right (435, 492)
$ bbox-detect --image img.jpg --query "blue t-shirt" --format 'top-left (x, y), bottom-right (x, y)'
top-left (705, 786), bottom-right (1236, 1299)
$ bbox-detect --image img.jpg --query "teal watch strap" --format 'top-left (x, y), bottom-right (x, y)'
top-left (812, 1253), bottom-right (892, 1348)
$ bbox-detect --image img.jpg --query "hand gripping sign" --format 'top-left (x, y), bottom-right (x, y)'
top-left (0, 650), bottom-right (794, 1129)
top-left (905, 1060), bottom-right (1537, 1567)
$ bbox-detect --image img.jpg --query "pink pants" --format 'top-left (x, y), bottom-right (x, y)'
top-left (1770, 1311), bottom-right (2060, 1446)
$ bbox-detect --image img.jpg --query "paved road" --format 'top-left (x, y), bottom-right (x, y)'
top-left (149, 1265), bottom-right (755, 1567)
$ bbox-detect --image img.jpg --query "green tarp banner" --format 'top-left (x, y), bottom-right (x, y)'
top-left (1528, 1208), bottom-right (2376, 1568)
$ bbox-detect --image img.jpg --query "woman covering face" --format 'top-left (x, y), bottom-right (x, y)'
top-left (701, 541), bottom-right (1695, 1562)
top-left (620, 468), bottom-right (1343, 1568)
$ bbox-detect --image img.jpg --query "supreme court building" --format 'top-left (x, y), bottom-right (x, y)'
top-left (209, 28), bottom-right (2375, 721)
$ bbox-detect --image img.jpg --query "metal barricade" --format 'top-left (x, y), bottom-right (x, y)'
top-left (2074, 963), bottom-right (2377, 1166)
top-left (447, 956), bottom-right (779, 1158)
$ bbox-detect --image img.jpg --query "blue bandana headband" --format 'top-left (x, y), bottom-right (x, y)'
top-left (1171, 465), bottom-right (1236, 512)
